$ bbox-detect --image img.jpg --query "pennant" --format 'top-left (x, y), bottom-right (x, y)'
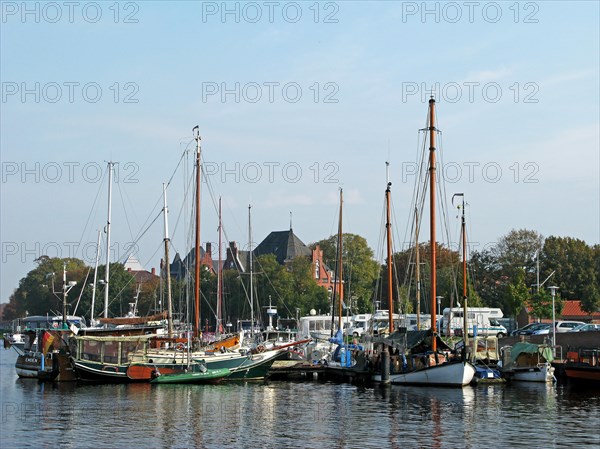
top-left (42, 331), bottom-right (55, 355)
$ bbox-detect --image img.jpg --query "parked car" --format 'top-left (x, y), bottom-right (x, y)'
top-left (531, 323), bottom-right (552, 335)
top-left (511, 323), bottom-right (542, 336)
top-left (512, 323), bottom-right (551, 336)
top-left (570, 323), bottom-right (600, 332)
top-left (554, 321), bottom-right (586, 333)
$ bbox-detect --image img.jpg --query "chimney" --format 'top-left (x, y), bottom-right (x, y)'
top-left (151, 267), bottom-right (156, 275)
top-left (206, 242), bottom-right (212, 257)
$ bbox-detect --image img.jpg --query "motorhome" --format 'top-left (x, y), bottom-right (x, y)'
top-left (348, 314), bottom-right (372, 337)
top-left (298, 313), bottom-right (351, 341)
top-left (398, 314), bottom-right (433, 331)
top-left (441, 307), bottom-right (507, 337)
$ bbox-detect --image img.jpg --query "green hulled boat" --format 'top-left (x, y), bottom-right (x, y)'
top-left (150, 366), bottom-right (231, 384)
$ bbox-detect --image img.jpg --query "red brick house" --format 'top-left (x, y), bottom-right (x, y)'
top-left (223, 229), bottom-right (339, 297)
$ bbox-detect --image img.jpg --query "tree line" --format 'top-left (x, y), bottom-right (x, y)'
top-left (3, 229), bottom-right (599, 326)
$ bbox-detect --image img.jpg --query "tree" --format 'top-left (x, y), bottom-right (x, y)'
top-left (3, 256), bottom-right (88, 320)
top-left (494, 229), bottom-right (544, 282)
top-left (311, 234), bottom-right (379, 313)
top-left (471, 229), bottom-right (544, 313)
top-left (506, 268), bottom-right (530, 320)
top-left (528, 289), bottom-right (563, 320)
top-left (541, 236), bottom-right (600, 315)
top-left (382, 242), bottom-right (464, 315)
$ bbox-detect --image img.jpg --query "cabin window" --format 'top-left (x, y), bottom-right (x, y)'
top-left (103, 341), bottom-right (120, 364)
top-left (82, 340), bottom-right (101, 362)
top-left (121, 341), bottom-right (142, 363)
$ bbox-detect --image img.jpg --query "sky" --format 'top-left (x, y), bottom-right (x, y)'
top-left (1, 1), bottom-right (599, 305)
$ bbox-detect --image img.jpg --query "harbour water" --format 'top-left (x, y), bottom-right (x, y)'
top-left (1, 349), bottom-right (598, 448)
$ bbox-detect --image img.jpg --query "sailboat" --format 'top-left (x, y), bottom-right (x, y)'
top-left (124, 128), bottom-right (282, 381)
top-left (372, 98), bottom-right (475, 387)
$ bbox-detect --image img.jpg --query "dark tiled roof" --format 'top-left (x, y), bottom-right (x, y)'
top-left (253, 230), bottom-right (311, 265)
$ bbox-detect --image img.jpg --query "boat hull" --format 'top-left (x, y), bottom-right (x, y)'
top-left (15, 353), bottom-right (48, 379)
top-left (73, 360), bottom-right (131, 382)
top-left (511, 363), bottom-right (555, 383)
top-left (564, 365), bottom-right (600, 384)
top-left (150, 368), bottom-right (231, 384)
top-left (15, 352), bottom-right (76, 381)
top-left (140, 348), bottom-right (282, 380)
top-left (373, 361), bottom-right (475, 387)
top-left (195, 349), bottom-right (281, 380)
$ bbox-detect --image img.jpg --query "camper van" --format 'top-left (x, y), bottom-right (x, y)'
top-left (348, 314), bottom-right (372, 337)
top-left (441, 307), bottom-right (507, 337)
top-left (298, 313), bottom-right (351, 341)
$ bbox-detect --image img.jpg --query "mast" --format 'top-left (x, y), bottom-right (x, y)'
top-left (337, 188), bottom-right (343, 333)
top-left (415, 207), bottom-right (421, 330)
top-left (428, 97), bottom-right (438, 352)
top-left (248, 204), bottom-right (254, 337)
top-left (193, 126), bottom-right (201, 339)
top-left (163, 182), bottom-right (174, 337)
top-left (103, 161), bottom-right (114, 319)
top-left (217, 196), bottom-right (223, 336)
top-left (385, 163), bottom-right (394, 333)
top-left (62, 262), bottom-right (68, 327)
top-left (90, 229), bottom-right (101, 325)
top-left (457, 194), bottom-right (469, 348)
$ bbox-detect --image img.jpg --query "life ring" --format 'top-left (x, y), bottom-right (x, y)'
top-left (256, 345), bottom-right (265, 353)
top-left (52, 322), bottom-right (58, 329)
top-left (175, 343), bottom-right (185, 352)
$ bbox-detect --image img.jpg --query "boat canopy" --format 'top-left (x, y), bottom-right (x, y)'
top-left (378, 330), bottom-right (452, 353)
top-left (509, 342), bottom-right (554, 364)
top-left (74, 334), bottom-right (158, 342)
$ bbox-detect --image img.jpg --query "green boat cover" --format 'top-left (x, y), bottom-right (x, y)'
top-left (509, 342), bottom-right (554, 364)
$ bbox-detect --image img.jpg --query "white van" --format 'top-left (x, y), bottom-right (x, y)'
top-left (441, 307), bottom-right (507, 337)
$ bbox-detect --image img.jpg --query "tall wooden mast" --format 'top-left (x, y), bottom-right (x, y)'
top-left (337, 188), bottom-right (344, 333)
top-left (428, 98), bottom-right (438, 352)
top-left (385, 163), bottom-right (394, 333)
top-left (193, 126), bottom-right (201, 339)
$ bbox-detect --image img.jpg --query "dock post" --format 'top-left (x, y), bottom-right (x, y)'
top-left (381, 348), bottom-right (390, 384)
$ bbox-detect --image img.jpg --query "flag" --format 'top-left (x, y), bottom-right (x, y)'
top-left (70, 323), bottom-right (79, 335)
top-left (42, 331), bottom-right (55, 355)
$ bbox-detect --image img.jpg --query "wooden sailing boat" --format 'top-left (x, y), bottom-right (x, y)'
top-left (124, 127), bottom-right (282, 381)
top-left (373, 98), bottom-right (475, 387)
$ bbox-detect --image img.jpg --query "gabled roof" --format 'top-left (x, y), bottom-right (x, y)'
top-left (124, 254), bottom-right (144, 271)
top-left (562, 300), bottom-right (600, 318)
top-left (253, 230), bottom-right (311, 265)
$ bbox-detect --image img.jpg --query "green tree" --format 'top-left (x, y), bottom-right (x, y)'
top-left (4, 256), bottom-right (88, 320)
top-left (541, 236), bottom-right (600, 314)
top-left (311, 234), bottom-right (379, 313)
top-left (494, 229), bottom-right (544, 281)
top-left (528, 289), bottom-right (563, 320)
top-left (471, 229), bottom-right (543, 313)
top-left (77, 262), bottom-right (137, 319)
top-left (506, 268), bottom-right (530, 320)
top-left (383, 242), bottom-right (464, 315)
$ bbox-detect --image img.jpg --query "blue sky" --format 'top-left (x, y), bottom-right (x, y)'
top-left (1, 1), bottom-right (599, 304)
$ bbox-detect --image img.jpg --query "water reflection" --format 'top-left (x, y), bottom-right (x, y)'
top-left (2, 345), bottom-right (599, 449)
